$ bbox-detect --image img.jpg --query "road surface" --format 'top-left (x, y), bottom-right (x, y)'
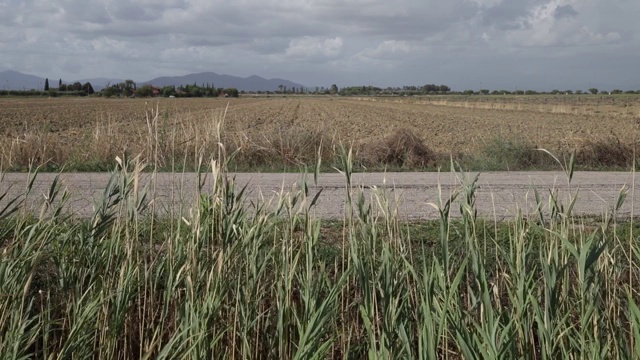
top-left (1, 171), bottom-right (638, 220)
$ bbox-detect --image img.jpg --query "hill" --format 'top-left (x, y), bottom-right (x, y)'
top-left (0, 70), bottom-right (48, 91)
top-left (143, 72), bottom-right (305, 92)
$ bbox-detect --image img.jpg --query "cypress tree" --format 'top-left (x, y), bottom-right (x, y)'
top-left (44, 78), bottom-right (49, 91)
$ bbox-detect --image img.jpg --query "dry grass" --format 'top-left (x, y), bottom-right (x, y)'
top-left (577, 137), bottom-right (637, 168)
top-left (359, 128), bottom-right (438, 167)
top-left (226, 127), bottom-right (338, 169)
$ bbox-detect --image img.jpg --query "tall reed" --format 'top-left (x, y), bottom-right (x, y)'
top-left (1, 116), bottom-right (640, 358)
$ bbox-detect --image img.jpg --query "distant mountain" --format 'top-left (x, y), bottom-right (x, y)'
top-left (143, 72), bottom-right (305, 92)
top-left (0, 70), bottom-right (114, 91)
top-left (1, 70), bottom-right (305, 93)
top-left (0, 70), bottom-right (48, 91)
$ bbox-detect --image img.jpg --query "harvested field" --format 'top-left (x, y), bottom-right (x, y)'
top-left (1, 95), bottom-right (639, 171)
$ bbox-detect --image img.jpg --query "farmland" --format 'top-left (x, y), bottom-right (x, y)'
top-left (1, 94), bottom-right (639, 171)
top-left (4, 94), bottom-right (640, 358)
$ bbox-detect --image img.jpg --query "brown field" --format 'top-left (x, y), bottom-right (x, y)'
top-left (1, 95), bottom-right (639, 171)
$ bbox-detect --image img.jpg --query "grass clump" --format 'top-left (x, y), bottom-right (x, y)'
top-left (464, 137), bottom-right (557, 171)
top-left (360, 128), bottom-right (439, 168)
top-left (577, 137), bottom-right (636, 168)
top-left (225, 127), bottom-right (337, 171)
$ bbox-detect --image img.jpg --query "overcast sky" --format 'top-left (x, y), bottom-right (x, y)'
top-left (1, 0), bottom-right (638, 90)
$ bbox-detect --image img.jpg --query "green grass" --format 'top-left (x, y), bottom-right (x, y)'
top-left (2, 147), bottom-right (640, 359)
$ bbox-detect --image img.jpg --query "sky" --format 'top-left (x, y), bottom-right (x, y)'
top-left (0, 0), bottom-right (638, 91)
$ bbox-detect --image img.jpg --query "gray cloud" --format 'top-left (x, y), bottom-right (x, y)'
top-left (481, 2), bottom-right (533, 30)
top-left (554, 4), bottom-right (578, 19)
top-left (0, 0), bottom-right (638, 90)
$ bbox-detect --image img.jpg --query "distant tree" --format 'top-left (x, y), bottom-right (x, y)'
top-left (278, 84), bottom-right (284, 93)
top-left (479, 89), bottom-right (490, 95)
top-left (463, 90), bottom-right (474, 95)
top-left (71, 82), bottom-right (82, 91)
top-left (58, 79), bottom-right (62, 88)
top-left (223, 88), bottom-right (239, 97)
top-left (422, 84), bottom-right (435, 93)
top-left (59, 84), bottom-right (68, 91)
top-left (136, 85), bottom-right (154, 97)
top-left (611, 89), bottom-right (623, 94)
top-left (82, 82), bottom-right (94, 95)
top-left (330, 84), bottom-right (338, 94)
top-left (187, 84), bottom-right (203, 97)
top-left (123, 80), bottom-right (136, 96)
top-left (588, 88), bottom-right (598, 95)
top-left (575, 90), bottom-right (583, 94)
top-left (44, 78), bottom-right (49, 91)
top-left (162, 86), bottom-right (176, 97)
top-left (102, 86), bottom-right (116, 98)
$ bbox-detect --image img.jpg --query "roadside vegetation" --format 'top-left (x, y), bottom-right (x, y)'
top-left (3, 87), bottom-right (640, 358)
top-left (3, 129), bottom-right (640, 358)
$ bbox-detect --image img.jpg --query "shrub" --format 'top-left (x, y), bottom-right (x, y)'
top-left (360, 128), bottom-right (437, 168)
top-left (577, 137), bottom-right (635, 168)
top-left (476, 137), bottom-right (553, 170)
top-left (226, 127), bottom-right (335, 169)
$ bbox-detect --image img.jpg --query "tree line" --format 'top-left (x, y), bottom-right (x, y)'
top-left (101, 81), bottom-right (239, 98)
top-left (0, 78), bottom-right (95, 97)
top-left (338, 84), bottom-right (451, 96)
top-left (2, 77), bottom-right (640, 97)
top-left (334, 85), bottom-right (640, 96)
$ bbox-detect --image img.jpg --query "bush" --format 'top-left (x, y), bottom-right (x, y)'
top-left (475, 137), bottom-right (553, 170)
top-left (226, 127), bottom-right (334, 169)
top-left (577, 137), bottom-right (635, 168)
top-left (360, 128), bottom-right (437, 168)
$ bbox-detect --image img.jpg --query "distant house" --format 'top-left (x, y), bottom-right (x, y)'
top-left (151, 86), bottom-right (161, 97)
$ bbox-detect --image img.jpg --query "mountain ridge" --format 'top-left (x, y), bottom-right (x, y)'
top-left (0, 70), bottom-right (306, 92)
top-left (142, 71), bottom-right (304, 91)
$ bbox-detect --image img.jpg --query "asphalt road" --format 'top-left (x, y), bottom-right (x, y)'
top-left (1, 171), bottom-right (639, 220)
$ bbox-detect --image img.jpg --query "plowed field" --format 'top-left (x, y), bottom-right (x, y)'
top-left (1, 96), bottom-right (638, 170)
